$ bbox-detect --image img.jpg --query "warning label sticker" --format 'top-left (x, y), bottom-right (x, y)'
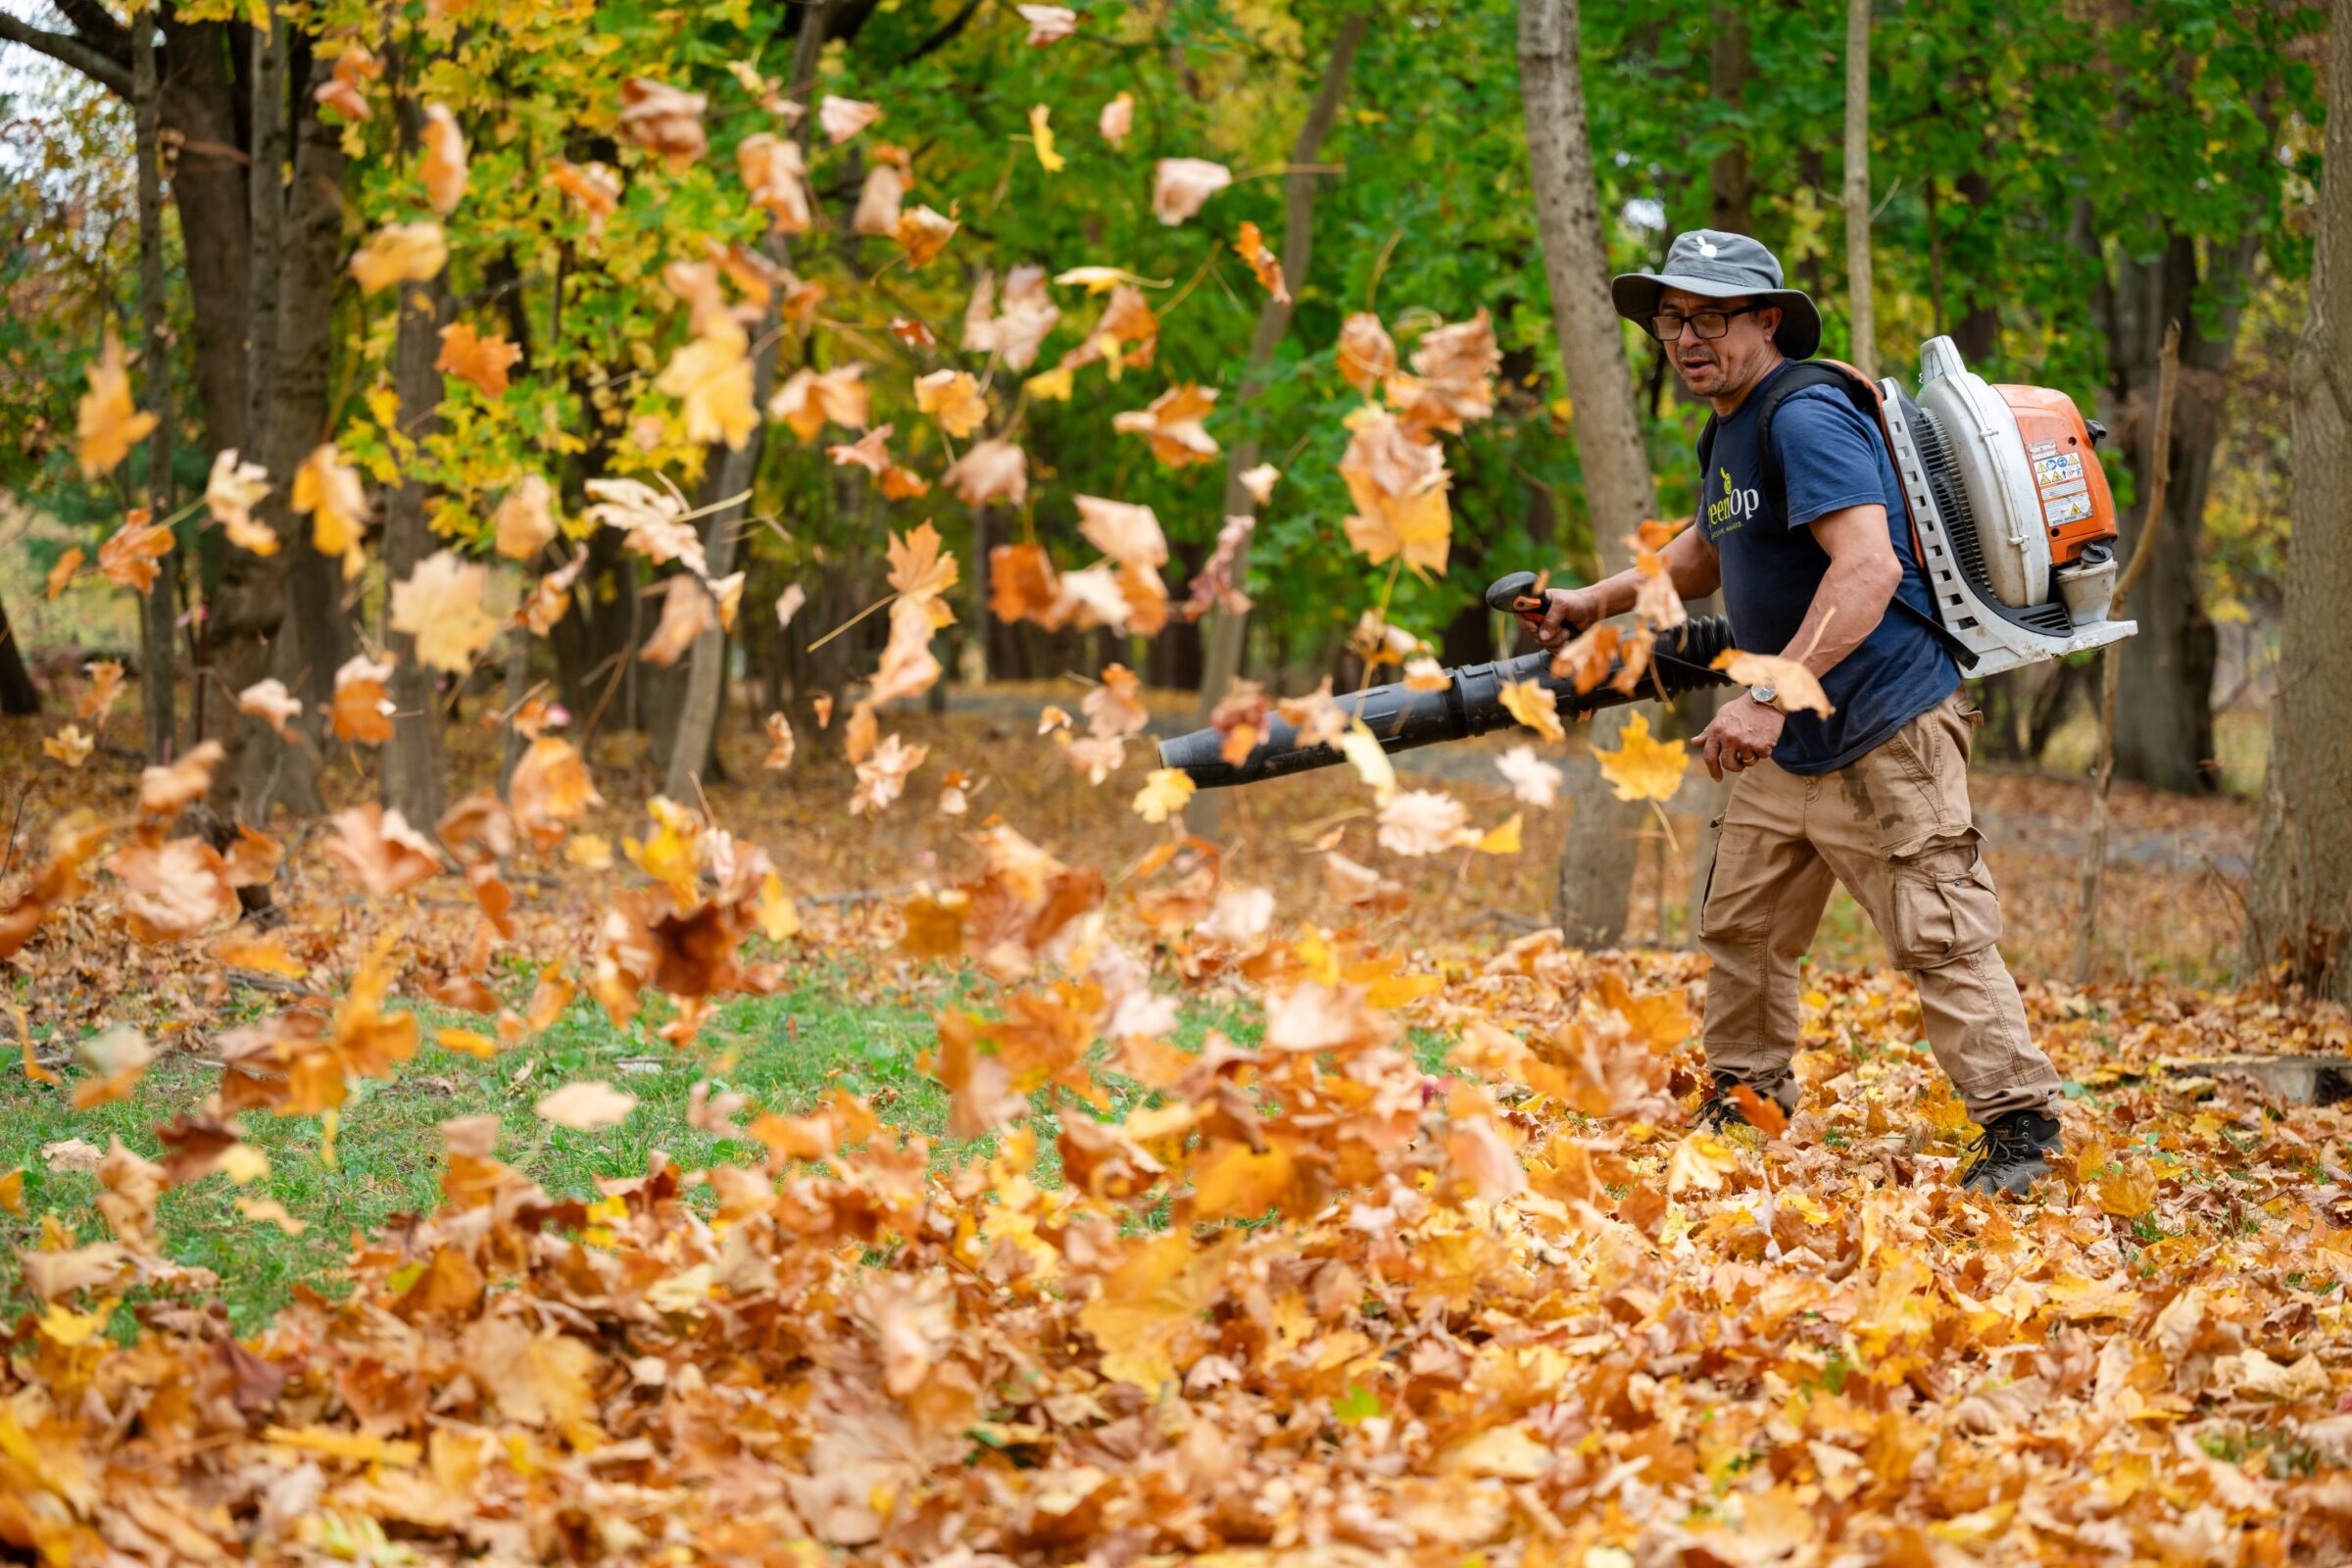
top-left (2034, 453), bottom-right (2084, 488)
top-left (2044, 493), bottom-right (2094, 526)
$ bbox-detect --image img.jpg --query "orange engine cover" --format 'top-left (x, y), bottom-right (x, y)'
top-left (1996, 384), bottom-right (2118, 565)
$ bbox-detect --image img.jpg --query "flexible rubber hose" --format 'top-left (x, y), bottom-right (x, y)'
top-left (1159, 615), bottom-right (1739, 790)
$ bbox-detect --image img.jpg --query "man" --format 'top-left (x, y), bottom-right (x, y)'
top-left (1516, 230), bottom-right (2065, 1197)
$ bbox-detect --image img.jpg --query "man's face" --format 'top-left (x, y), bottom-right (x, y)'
top-left (1658, 287), bottom-right (1782, 402)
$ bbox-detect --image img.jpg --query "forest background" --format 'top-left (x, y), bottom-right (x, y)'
top-left (1, 0), bottom-right (2344, 990)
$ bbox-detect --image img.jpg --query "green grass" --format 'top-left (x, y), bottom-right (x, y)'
top-left (3, 966), bottom-right (1449, 1332)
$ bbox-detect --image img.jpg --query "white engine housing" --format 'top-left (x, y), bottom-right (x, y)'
top-left (1879, 338), bottom-right (2136, 679)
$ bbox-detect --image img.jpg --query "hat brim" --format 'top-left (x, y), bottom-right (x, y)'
top-left (1610, 270), bottom-right (1823, 361)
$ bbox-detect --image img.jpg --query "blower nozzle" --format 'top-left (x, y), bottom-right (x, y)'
top-left (1160, 574), bottom-right (1737, 790)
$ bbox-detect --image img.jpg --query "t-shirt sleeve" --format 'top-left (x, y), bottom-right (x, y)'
top-left (1772, 390), bottom-right (1891, 530)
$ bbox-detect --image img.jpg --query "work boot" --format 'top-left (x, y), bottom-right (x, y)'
top-left (1697, 1073), bottom-right (1792, 1135)
top-left (1958, 1109), bottom-right (2062, 1197)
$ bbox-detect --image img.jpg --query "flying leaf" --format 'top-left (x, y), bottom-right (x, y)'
top-left (97, 516), bottom-right (173, 594)
top-left (1711, 649), bottom-right (1835, 717)
top-left (331, 655), bottom-right (397, 745)
top-left (887, 521), bottom-right (960, 601)
top-left (1027, 104), bottom-right (1064, 172)
top-left (43, 726), bottom-right (92, 769)
top-left (1019, 3), bottom-right (1077, 44)
top-left (1111, 383), bottom-right (1217, 468)
top-left (1076, 496), bottom-right (1168, 567)
top-left (895, 205), bottom-right (959, 268)
top-left (738, 133), bottom-right (811, 230)
top-left (493, 474), bottom-right (559, 561)
top-left (535, 1080), bottom-right (638, 1131)
top-left (762, 711), bottom-right (796, 770)
top-left (1377, 789), bottom-right (1469, 857)
top-left (618, 76), bottom-right (708, 168)
top-left (235, 678), bottom-right (303, 740)
top-left (1337, 313), bottom-right (1397, 393)
top-left (45, 548), bottom-right (83, 599)
top-left (640, 573), bottom-right (718, 666)
top-left (292, 445), bottom-right (369, 565)
top-left (1099, 90), bottom-right (1134, 146)
top-left (435, 320), bottom-right (521, 398)
top-left (770, 364), bottom-right (870, 442)
top-left (75, 332), bottom-right (157, 478)
top-left (390, 550), bottom-right (503, 674)
top-left (1152, 157), bottom-right (1231, 224)
top-left (204, 450), bottom-right (275, 554)
top-left (420, 103), bottom-right (468, 214)
top-left (1132, 768), bottom-right (1195, 824)
top-left (350, 221), bottom-right (448, 293)
top-left (852, 734), bottom-right (927, 815)
top-left (1497, 679), bottom-right (1564, 743)
top-left (314, 42), bottom-right (379, 121)
top-left (819, 95), bottom-right (881, 144)
top-left (323, 804), bottom-right (445, 897)
top-left (1339, 410), bottom-right (1450, 578)
top-left (914, 368), bottom-right (987, 437)
top-left (1234, 220), bottom-right (1288, 303)
top-left (658, 326), bottom-right (758, 450)
top-left (1239, 462), bottom-right (1281, 506)
top-left (1495, 745), bottom-right (1564, 808)
top-left (941, 438), bottom-right (1026, 506)
top-left (1592, 711), bottom-right (1689, 803)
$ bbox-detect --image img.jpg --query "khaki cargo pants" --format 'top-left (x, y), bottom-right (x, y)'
top-left (1698, 693), bottom-right (2064, 1124)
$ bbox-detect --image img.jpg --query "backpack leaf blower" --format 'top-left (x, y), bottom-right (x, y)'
top-left (1160, 336), bottom-right (2134, 790)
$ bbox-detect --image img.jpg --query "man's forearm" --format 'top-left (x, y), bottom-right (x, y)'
top-left (1780, 554), bottom-right (1898, 678)
top-left (1586, 526), bottom-right (1719, 614)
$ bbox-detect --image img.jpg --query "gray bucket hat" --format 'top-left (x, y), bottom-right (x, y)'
top-left (1610, 229), bottom-right (1822, 361)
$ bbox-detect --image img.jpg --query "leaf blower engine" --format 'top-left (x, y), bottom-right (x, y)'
top-left (1161, 336), bottom-right (2134, 789)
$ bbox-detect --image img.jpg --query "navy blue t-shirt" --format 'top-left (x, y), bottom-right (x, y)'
top-left (1698, 361), bottom-right (1958, 774)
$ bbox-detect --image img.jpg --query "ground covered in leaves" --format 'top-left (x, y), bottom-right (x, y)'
top-left (5, 706), bottom-right (2351, 1565)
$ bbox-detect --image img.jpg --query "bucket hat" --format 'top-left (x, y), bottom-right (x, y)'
top-left (1610, 229), bottom-right (1822, 361)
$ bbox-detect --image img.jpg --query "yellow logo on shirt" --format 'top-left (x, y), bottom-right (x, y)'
top-left (1707, 464), bottom-right (1761, 532)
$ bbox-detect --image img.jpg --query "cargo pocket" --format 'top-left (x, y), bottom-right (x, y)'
top-left (1886, 834), bottom-right (2002, 969)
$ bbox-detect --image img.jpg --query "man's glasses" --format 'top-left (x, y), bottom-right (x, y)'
top-left (1648, 304), bottom-right (1761, 342)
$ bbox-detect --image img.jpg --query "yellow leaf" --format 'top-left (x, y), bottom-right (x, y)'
top-left (1710, 648), bottom-right (1835, 717)
top-left (217, 1144), bottom-right (270, 1185)
top-left (1339, 721), bottom-right (1397, 806)
top-left (1474, 812), bottom-right (1523, 855)
top-left (1132, 767), bottom-right (1195, 823)
top-left (389, 549), bottom-right (502, 674)
top-left (1497, 678), bottom-right (1563, 742)
top-left (291, 444), bottom-right (368, 563)
top-left (436, 1027), bottom-right (499, 1059)
top-left (74, 331), bottom-right (156, 478)
top-left (349, 220), bottom-right (448, 293)
top-left (1027, 103), bottom-right (1064, 172)
top-left (1665, 1130), bottom-right (1738, 1194)
top-left (42, 726), bottom-right (93, 769)
top-left (1592, 711), bottom-right (1689, 803)
top-left (914, 368), bottom-right (987, 437)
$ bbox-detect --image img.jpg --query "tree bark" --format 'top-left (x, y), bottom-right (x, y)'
top-left (381, 271), bottom-right (451, 828)
top-left (660, 0), bottom-right (830, 803)
top-left (132, 7), bottom-right (178, 766)
top-left (1840, 0), bottom-right (1875, 379)
top-left (0, 595), bottom-right (38, 715)
top-left (1192, 13), bottom-right (1367, 709)
top-left (2245, 13), bottom-right (2352, 1003)
top-left (1706, 3), bottom-right (1750, 234)
top-left (230, 52), bottom-right (346, 820)
top-left (1185, 11), bottom-right (1366, 838)
top-left (2095, 228), bottom-right (2250, 793)
top-left (1521, 0), bottom-right (1656, 949)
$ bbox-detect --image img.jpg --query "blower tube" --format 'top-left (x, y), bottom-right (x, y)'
top-left (1160, 572), bottom-right (1740, 790)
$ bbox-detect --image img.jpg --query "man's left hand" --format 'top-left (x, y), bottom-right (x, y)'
top-left (1696, 698), bottom-right (1787, 782)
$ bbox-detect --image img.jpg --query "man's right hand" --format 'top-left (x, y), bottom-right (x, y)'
top-left (1516, 586), bottom-right (1606, 652)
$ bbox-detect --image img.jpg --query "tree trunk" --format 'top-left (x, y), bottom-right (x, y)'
top-left (661, 0), bottom-right (829, 803)
top-left (161, 18), bottom-right (250, 464)
top-left (1840, 0), bottom-right (1875, 378)
top-left (230, 52), bottom-right (346, 820)
top-left (1706, 2), bottom-right (1750, 234)
top-left (1192, 13), bottom-right (1368, 710)
top-left (132, 7), bottom-right (178, 766)
top-left (1521, 0), bottom-right (1656, 949)
top-left (2245, 14), bottom-right (2352, 1003)
top-left (2093, 220), bottom-right (2259, 795)
top-left (0, 595), bottom-right (38, 714)
top-left (381, 271), bottom-right (451, 827)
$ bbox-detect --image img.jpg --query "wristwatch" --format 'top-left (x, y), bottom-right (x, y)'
top-left (1747, 683), bottom-right (1780, 711)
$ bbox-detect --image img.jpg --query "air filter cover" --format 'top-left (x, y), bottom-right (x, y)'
top-left (1915, 338), bottom-right (2051, 609)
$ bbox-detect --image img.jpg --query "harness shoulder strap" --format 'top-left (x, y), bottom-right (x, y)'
top-left (1751, 361), bottom-right (1984, 671)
